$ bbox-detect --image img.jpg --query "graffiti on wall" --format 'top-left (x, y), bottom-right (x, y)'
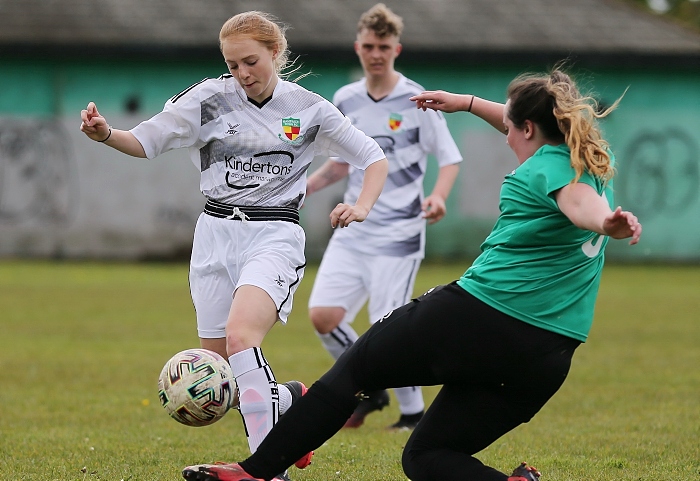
top-left (618, 127), bottom-right (699, 220)
top-left (0, 119), bottom-right (77, 225)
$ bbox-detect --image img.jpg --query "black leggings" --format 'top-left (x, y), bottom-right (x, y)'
top-left (242, 282), bottom-right (581, 481)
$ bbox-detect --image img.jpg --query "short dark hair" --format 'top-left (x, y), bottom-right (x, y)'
top-left (357, 3), bottom-right (403, 38)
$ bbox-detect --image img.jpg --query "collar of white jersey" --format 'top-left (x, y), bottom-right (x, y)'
top-left (361, 73), bottom-right (412, 101)
top-left (232, 77), bottom-right (296, 106)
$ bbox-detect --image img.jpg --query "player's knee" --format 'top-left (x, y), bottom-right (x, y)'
top-left (225, 332), bottom-right (256, 356)
top-left (309, 306), bottom-right (345, 334)
top-left (401, 443), bottom-right (433, 481)
top-left (401, 444), bottom-right (419, 481)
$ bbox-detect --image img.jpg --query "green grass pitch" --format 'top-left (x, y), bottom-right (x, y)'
top-left (0, 260), bottom-right (698, 480)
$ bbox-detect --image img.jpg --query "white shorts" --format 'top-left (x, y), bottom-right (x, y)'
top-left (308, 239), bottom-right (421, 325)
top-left (189, 213), bottom-right (306, 338)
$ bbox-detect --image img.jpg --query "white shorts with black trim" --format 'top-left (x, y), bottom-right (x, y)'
top-left (189, 212), bottom-right (306, 338)
top-left (308, 239), bottom-right (421, 325)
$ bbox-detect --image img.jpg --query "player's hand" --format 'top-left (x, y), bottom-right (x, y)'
top-left (603, 206), bottom-right (642, 245)
top-left (410, 91), bottom-right (470, 113)
top-left (329, 203), bottom-right (369, 228)
top-left (422, 194), bottom-right (447, 224)
top-left (80, 102), bottom-right (111, 142)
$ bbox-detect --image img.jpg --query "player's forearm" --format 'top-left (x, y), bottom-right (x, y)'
top-left (307, 159), bottom-right (349, 195)
top-left (355, 159), bottom-right (388, 211)
top-left (469, 97), bottom-right (506, 134)
top-left (429, 164), bottom-right (460, 201)
top-left (101, 129), bottom-right (148, 158)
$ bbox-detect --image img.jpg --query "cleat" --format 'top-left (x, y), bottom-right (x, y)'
top-left (282, 380), bottom-right (307, 403)
top-left (281, 381), bottom-right (313, 469)
top-left (344, 389), bottom-right (390, 428)
top-left (272, 472), bottom-right (291, 481)
top-left (508, 462), bottom-right (541, 481)
top-left (387, 411), bottom-right (424, 431)
top-left (182, 462), bottom-right (262, 481)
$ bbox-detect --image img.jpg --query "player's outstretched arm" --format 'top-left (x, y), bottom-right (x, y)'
top-left (80, 102), bottom-right (147, 158)
top-left (556, 182), bottom-right (642, 245)
top-left (410, 91), bottom-right (506, 134)
top-left (410, 90), bottom-right (471, 113)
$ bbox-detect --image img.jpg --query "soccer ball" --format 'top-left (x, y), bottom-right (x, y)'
top-left (158, 348), bottom-right (238, 427)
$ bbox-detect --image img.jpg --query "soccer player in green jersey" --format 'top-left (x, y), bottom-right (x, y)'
top-left (181, 68), bottom-right (641, 481)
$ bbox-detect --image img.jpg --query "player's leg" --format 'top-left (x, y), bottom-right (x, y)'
top-left (237, 305), bottom-right (422, 478)
top-left (367, 256), bottom-right (424, 429)
top-left (308, 240), bottom-right (368, 359)
top-left (309, 307), bottom-right (362, 359)
top-left (189, 213), bottom-right (236, 364)
top-left (401, 383), bottom-right (522, 481)
top-left (397, 293), bottom-right (581, 480)
top-left (229, 221), bottom-right (307, 455)
top-left (215, 283), bottom-right (578, 480)
top-left (400, 350), bottom-right (576, 481)
top-left (236, 284), bottom-right (456, 479)
top-left (311, 242), bottom-right (407, 428)
top-left (225, 285), bottom-right (280, 453)
top-left (191, 280), bottom-right (296, 418)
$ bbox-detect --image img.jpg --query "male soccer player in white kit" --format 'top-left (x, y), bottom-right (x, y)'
top-left (306, 3), bottom-right (462, 430)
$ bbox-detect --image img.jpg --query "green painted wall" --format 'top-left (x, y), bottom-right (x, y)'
top-left (1, 56), bottom-right (698, 261)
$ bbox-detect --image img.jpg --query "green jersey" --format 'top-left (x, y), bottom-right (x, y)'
top-left (458, 144), bottom-right (613, 342)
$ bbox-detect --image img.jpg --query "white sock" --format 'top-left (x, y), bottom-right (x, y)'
top-left (317, 322), bottom-right (359, 360)
top-left (393, 386), bottom-right (425, 415)
top-left (229, 348), bottom-right (278, 453)
top-left (278, 383), bottom-right (292, 415)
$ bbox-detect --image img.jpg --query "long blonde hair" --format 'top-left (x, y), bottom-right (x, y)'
top-left (507, 68), bottom-right (623, 182)
top-left (219, 11), bottom-right (290, 75)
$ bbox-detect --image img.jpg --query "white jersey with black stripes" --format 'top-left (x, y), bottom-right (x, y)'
top-left (130, 75), bottom-right (384, 209)
top-left (329, 74), bottom-right (463, 258)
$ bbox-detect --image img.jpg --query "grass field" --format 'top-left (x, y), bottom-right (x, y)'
top-left (1, 260), bottom-right (698, 481)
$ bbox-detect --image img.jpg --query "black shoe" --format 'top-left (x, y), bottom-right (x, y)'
top-left (387, 411), bottom-right (424, 431)
top-left (344, 389), bottom-right (390, 428)
top-left (508, 462), bottom-right (541, 481)
top-left (282, 380), bottom-right (306, 403)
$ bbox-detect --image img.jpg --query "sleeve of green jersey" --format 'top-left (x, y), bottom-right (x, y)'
top-left (528, 155), bottom-right (601, 210)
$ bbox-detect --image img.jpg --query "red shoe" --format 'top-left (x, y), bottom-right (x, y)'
top-left (182, 463), bottom-right (262, 481)
top-left (281, 381), bottom-right (313, 469)
top-left (508, 462), bottom-right (541, 481)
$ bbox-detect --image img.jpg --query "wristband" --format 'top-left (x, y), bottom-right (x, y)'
top-left (98, 127), bottom-right (112, 143)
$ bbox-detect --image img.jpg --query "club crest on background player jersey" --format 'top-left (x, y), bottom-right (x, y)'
top-left (282, 117), bottom-right (301, 141)
top-left (388, 113), bottom-right (402, 132)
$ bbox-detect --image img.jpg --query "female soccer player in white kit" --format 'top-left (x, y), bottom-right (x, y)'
top-left (79, 11), bottom-right (388, 478)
